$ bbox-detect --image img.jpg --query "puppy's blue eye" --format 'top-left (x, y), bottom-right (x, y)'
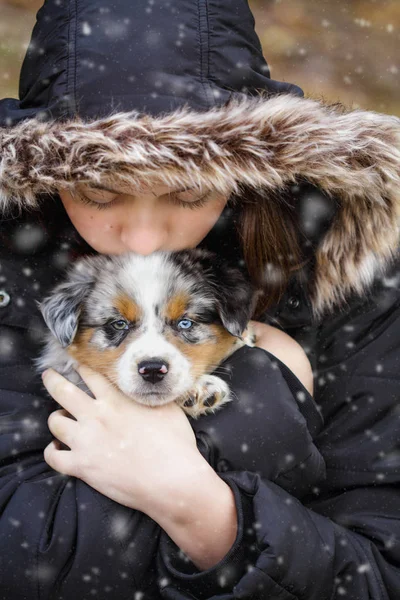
top-left (178, 319), bottom-right (193, 330)
top-left (112, 320), bottom-right (128, 330)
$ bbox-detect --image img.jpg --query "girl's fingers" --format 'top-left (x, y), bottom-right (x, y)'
top-left (42, 369), bottom-right (94, 420)
top-left (47, 409), bottom-right (78, 448)
top-left (43, 439), bottom-right (78, 477)
top-left (76, 364), bottom-right (120, 403)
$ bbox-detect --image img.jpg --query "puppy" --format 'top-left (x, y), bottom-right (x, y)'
top-left (34, 249), bottom-right (257, 419)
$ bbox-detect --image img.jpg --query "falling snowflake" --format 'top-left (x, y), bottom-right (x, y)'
top-left (82, 22), bottom-right (92, 36)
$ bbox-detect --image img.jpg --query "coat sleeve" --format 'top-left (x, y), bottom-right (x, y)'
top-left (157, 469), bottom-right (399, 600)
top-left (155, 285), bottom-right (400, 599)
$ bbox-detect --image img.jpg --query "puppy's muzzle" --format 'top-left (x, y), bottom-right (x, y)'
top-left (138, 359), bottom-right (169, 384)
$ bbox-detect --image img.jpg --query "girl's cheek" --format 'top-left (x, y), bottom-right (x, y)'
top-left (89, 218), bottom-right (116, 241)
top-left (100, 219), bottom-right (114, 231)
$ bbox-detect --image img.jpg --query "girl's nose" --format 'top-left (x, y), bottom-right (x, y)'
top-left (120, 226), bottom-right (167, 255)
top-left (119, 192), bottom-right (171, 254)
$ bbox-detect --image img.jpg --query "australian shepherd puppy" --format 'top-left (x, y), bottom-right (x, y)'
top-left (34, 249), bottom-right (257, 419)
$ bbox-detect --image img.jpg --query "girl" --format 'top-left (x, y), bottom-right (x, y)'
top-left (0, 1), bottom-right (399, 598)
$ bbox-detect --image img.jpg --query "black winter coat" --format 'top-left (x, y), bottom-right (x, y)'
top-left (0, 1), bottom-right (399, 599)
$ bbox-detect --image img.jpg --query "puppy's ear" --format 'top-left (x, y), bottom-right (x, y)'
top-left (36, 258), bottom-right (99, 348)
top-left (212, 265), bottom-right (258, 338)
top-left (188, 250), bottom-right (257, 338)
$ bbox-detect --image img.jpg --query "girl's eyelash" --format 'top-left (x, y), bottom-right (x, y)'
top-left (72, 190), bottom-right (120, 211)
top-left (72, 189), bottom-right (212, 211)
top-left (168, 191), bottom-right (212, 210)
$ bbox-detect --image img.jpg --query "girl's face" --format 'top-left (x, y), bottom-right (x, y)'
top-left (57, 182), bottom-right (231, 255)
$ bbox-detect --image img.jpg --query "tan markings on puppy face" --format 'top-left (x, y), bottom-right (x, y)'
top-left (166, 324), bottom-right (236, 378)
top-left (114, 294), bottom-right (142, 322)
top-left (163, 293), bottom-right (191, 321)
top-left (67, 328), bottom-right (126, 379)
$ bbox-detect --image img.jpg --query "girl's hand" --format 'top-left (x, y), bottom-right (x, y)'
top-left (41, 365), bottom-right (208, 515)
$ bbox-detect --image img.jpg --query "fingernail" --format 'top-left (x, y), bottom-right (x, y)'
top-left (41, 369), bottom-right (49, 379)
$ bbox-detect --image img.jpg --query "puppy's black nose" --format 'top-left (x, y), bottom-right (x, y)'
top-left (138, 360), bottom-right (169, 383)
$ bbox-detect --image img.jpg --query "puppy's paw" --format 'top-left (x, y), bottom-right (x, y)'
top-left (178, 375), bottom-right (232, 419)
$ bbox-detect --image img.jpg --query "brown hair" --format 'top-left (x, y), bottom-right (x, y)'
top-left (230, 185), bottom-right (311, 319)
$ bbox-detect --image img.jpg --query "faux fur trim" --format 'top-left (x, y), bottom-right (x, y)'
top-left (1, 92), bottom-right (399, 319)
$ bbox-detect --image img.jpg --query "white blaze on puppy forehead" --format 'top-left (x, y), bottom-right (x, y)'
top-left (119, 253), bottom-right (187, 328)
top-left (116, 252), bottom-right (216, 324)
top-left (87, 253), bottom-right (195, 323)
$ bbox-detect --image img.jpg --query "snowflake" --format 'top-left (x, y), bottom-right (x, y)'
top-left (0, 331), bottom-right (15, 358)
top-left (37, 564), bottom-right (57, 583)
top-left (82, 22), bottom-right (92, 36)
top-left (357, 563), bottom-right (371, 574)
top-left (110, 513), bottom-right (131, 541)
top-left (354, 18), bottom-right (371, 28)
top-left (384, 535), bottom-right (396, 549)
top-left (158, 577), bottom-right (170, 588)
top-left (296, 390), bottom-right (306, 402)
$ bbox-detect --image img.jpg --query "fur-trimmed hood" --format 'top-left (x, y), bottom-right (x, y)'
top-left (1, 92), bottom-right (399, 319)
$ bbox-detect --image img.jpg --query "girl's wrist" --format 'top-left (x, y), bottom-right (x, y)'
top-left (147, 461), bottom-right (238, 570)
top-left (141, 450), bottom-right (216, 520)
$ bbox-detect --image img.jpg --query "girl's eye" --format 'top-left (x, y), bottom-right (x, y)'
top-left (71, 188), bottom-right (212, 210)
top-left (168, 189), bottom-right (212, 210)
top-left (72, 190), bottom-right (119, 211)
top-left (111, 320), bottom-right (129, 330)
top-left (177, 319), bottom-right (194, 330)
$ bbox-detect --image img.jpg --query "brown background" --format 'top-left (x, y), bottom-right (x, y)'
top-left (0, 0), bottom-right (399, 116)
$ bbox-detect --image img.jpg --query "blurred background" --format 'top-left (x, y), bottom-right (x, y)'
top-left (0, 0), bottom-right (399, 116)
